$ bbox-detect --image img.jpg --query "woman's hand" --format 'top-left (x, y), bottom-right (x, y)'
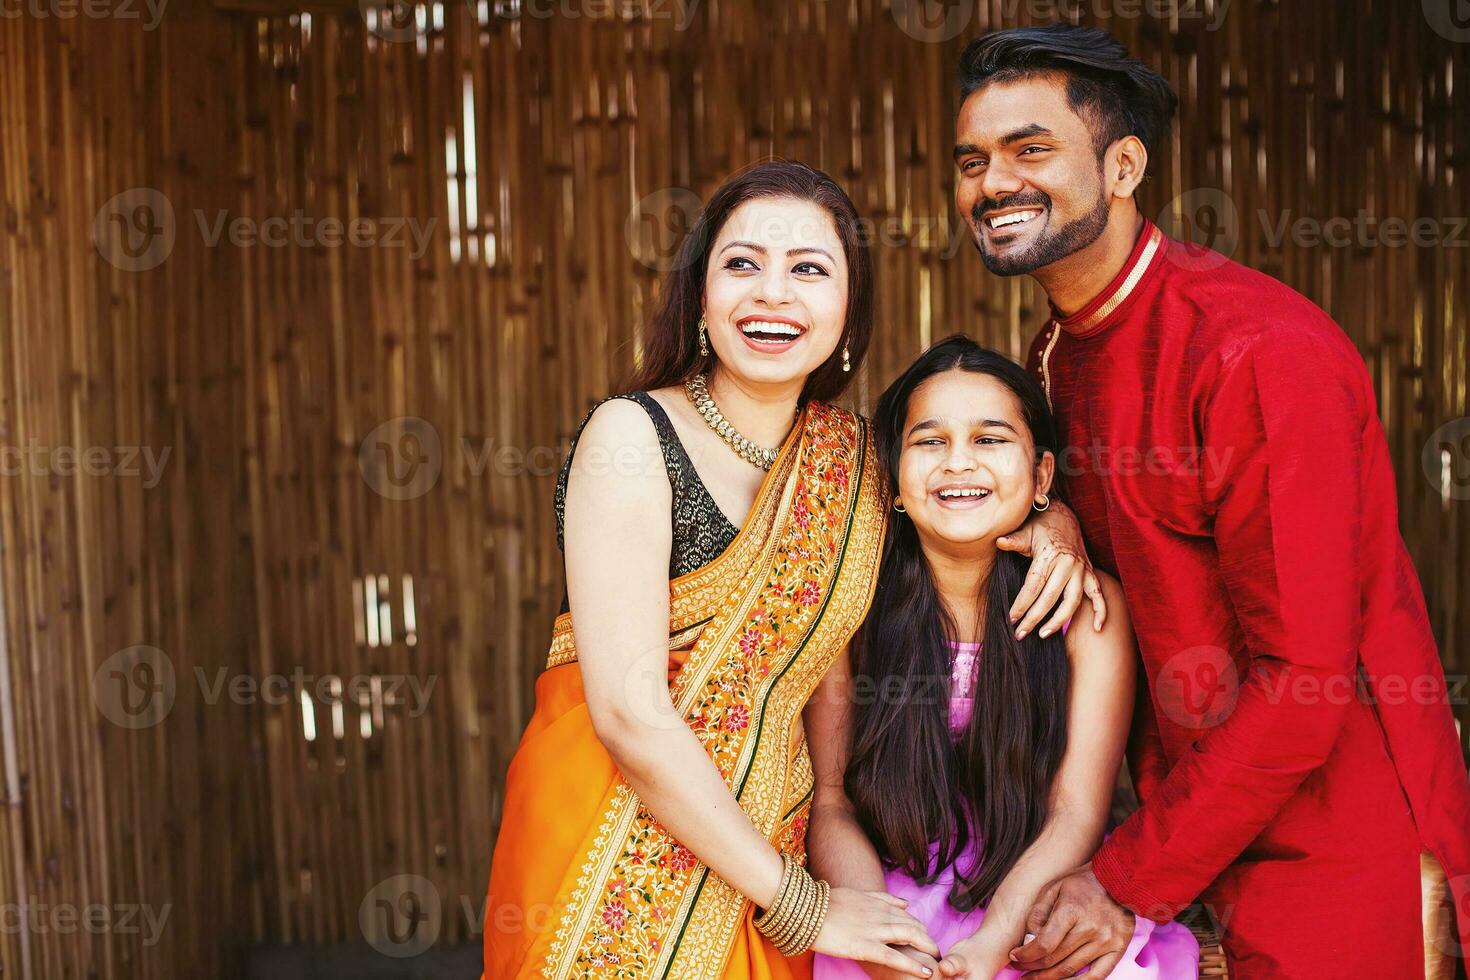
top-left (997, 500), bottom-right (1106, 639)
top-left (862, 944), bottom-right (942, 980)
top-left (935, 928), bottom-right (1014, 978)
top-left (813, 888), bottom-right (941, 977)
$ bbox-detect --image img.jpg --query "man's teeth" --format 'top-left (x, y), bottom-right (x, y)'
top-left (987, 209), bottom-right (1040, 229)
top-left (937, 488), bottom-right (990, 499)
top-left (740, 321), bottom-right (803, 338)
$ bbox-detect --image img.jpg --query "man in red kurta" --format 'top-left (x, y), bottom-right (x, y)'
top-left (948, 24), bottom-right (1470, 980)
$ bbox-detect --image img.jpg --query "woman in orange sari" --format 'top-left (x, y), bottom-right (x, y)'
top-left (481, 161), bottom-right (1103, 979)
top-left (482, 161), bottom-right (939, 980)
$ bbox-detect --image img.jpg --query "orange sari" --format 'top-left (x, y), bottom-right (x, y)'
top-left (483, 401), bottom-right (886, 979)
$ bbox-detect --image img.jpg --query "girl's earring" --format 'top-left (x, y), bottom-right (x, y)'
top-left (1033, 493), bottom-right (1051, 513)
top-left (892, 499), bottom-right (906, 514)
top-left (698, 316), bottom-right (709, 358)
top-left (841, 344), bottom-right (851, 373)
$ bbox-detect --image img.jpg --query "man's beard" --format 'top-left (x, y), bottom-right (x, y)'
top-left (972, 189), bottom-right (1110, 276)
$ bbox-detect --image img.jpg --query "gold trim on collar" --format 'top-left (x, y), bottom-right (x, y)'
top-left (1041, 223), bottom-right (1165, 409)
top-left (1039, 321), bottom-right (1063, 411)
top-left (1063, 223), bottom-right (1164, 336)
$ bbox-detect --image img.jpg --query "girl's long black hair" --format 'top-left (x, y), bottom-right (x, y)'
top-left (844, 335), bottom-right (1070, 912)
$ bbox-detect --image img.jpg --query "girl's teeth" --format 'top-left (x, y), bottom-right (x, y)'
top-left (938, 488), bottom-right (988, 499)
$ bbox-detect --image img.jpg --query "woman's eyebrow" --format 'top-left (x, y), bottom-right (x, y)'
top-left (719, 240), bottom-right (834, 261)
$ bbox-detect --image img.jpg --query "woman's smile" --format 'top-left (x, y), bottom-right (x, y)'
top-left (737, 313), bottom-right (808, 354)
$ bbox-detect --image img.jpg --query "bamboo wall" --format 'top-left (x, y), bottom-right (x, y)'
top-left (0, 2), bottom-right (1464, 977)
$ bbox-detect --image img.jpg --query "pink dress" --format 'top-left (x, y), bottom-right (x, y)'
top-left (812, 639), bottom-right (1200, 979)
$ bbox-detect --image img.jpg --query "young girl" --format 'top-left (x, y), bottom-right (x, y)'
top-left (806, 336), bottom-right (1199, 979)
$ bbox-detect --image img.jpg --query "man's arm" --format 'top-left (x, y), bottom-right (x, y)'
top-left (998, 499), bottom-right (1108, 638)
top-left (1092, 323), bottom-right (1370, 920)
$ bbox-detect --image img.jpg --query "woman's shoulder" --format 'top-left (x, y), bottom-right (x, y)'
top-left (571, 393), bottom-right (665, 466)
top-left (554, 392), bottom-right (671, 551)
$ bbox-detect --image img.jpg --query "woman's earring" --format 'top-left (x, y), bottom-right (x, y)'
top-left (892, 499), bottom-right (906, 513)
top-left (698, 316), bottom-right (709, 357)
top-left (1033, 493), bottom-right (1051, 513)
top-left (841, 344), bottom-right (851, 373)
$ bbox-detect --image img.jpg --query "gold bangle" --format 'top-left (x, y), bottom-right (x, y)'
top-left (755, 854), bottom-right (834, 957)
top-left (753, 854), bottom-right (797, 936)
top-left (756, 855), bottom-right (805, 948)
top-left (783, 876), bottom-right (828, 957)
top-left (776, 865), bottom-right (823, 955)
top-left (770, 869), bottom-right (813, 951)
top-left (795, 878), bottom-right (831, 956)
top-left (766, 865), bottom-right (808, 950)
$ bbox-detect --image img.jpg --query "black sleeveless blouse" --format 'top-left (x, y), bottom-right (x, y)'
top-left (555, 392), bottom-right (742, 613)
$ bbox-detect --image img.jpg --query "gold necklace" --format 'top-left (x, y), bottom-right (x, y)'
top-left (684, 374), bottom-right (789, 471)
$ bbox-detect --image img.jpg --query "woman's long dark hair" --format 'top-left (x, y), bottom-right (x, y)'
top-left (845, 335), bottom-right (1070, 912)
top-left (622, 160), bottom-right (874, 404)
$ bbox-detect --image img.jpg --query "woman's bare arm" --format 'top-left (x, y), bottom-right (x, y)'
top-left (565, 399), bottom-right (788, 907)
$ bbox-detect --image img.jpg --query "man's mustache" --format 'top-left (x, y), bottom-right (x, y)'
top-left (972, 192), bottom-right (1052, 223)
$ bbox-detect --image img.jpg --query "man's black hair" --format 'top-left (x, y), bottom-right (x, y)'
top-left (958, 24), bottom-right (1179, 162)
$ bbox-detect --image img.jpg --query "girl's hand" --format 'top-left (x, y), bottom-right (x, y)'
top-left (812, 888), bottom-right (941, 977)
top-left (863, 945), bottom-right (942, 980)
top-left (936, 930), bottom-right (1014, 979)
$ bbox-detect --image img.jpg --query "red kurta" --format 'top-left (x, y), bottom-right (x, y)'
top-left (1025, 219), bottom-right (1470, 978)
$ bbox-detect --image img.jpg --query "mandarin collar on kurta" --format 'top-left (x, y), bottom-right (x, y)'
top-left (1047, 218), bottom-right (1167, 339)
